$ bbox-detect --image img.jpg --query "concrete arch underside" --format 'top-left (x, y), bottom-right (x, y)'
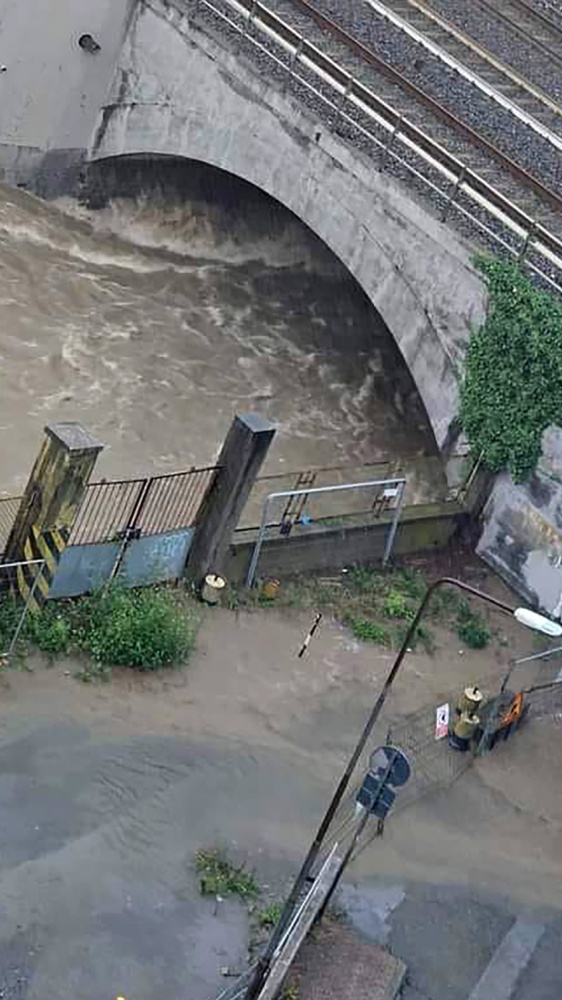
top-left (90, 0), bottom-right (487, 452)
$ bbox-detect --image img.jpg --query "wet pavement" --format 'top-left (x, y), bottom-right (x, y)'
top-left (0, 605), bottom-right (561, 998)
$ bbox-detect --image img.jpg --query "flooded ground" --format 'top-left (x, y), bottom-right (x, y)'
top-left (0, 568), bottom-right (562, 998)
top-left (0, 158), bottom-right (438, 496)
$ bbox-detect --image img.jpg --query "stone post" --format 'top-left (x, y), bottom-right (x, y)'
top-left (185, 414), bottom-right (276, 585)
top-left (3, 422), bottom-right (104, 608)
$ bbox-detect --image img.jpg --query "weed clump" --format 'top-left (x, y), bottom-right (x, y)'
top-left (457, 615), bottom-right (490, 649)
top-left (343, 615), bottom-right (391, 646)
top-left (195, 848), bottom-right (259, 900)
top-left (257, 902), bottom-right (283, 928)
top-left (223, 566), bottom-right (495, 658)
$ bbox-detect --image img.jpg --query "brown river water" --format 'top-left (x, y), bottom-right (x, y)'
top-left (0, 161), bottom-right (437, 497)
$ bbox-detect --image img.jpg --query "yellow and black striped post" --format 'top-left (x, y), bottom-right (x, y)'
top-left (16, 524), bottom-right (70, 611)
top-left (3, 422), bottom-right (103, 610)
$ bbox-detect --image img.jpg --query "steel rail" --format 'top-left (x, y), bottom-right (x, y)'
top-left (370, 0), bottom-right (562, 124)
top-left (474, 0), bottom-right (562, 68)
top-left (286, 0), bottom-right (562, 213)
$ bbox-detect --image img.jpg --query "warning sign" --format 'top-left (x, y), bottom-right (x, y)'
top-left (435, 703), bottom-right (450, 740)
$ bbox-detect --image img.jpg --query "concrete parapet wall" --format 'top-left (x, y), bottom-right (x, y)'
top-left (223, 502), bottom-right (462, 583)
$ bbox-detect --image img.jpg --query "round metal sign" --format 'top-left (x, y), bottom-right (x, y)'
top-left (369, 745), bottom-right (411, 788)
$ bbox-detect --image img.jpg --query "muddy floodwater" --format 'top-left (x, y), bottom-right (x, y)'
top-left (0, 160), bottom-right (437, 495)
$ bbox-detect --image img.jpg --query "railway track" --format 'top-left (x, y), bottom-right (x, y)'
top-left (261, 0), bottom-right (562, 222)
top-left (189, 0), bottom-right (562, 291)
top-left (477, 0), bottom-right (562, 64)
top-left (367, 0), bottom-right (562, 132)
top-left (279, 0), bottom-right (562, 200)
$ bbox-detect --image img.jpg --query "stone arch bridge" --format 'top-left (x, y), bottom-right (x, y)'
top-left (88, 0), bottom-right (487, 457)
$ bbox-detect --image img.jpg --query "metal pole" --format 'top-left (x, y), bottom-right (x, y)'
top-left (382, 480), bottom-right (405, 566)
top-left (250, 478), bottom-right (406, 503)
top-left (316, 810), bottom-right (370, 924)
top-left (245, 496), bottom-right (271, 589)
top-left (244, 577), bottom-right (515, 999)
top-left (316, 749), bottom-right (399, 923)
top-left (5, 559), bottom-right (45, 662)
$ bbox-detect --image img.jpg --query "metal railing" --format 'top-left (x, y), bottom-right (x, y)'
top-left (237, 456), bottom-right (450, 531)
top-left (182, 0), bottom-right (562, 292)
top-left (245, 475), bottom-right (407, 586)
top-left (69, 478), bottom-right (147, 546)
top-left (0, 496), bottom-right (22, 556)
top-left (70, 466), bottom-right (218, 545)
top-left (1, 466), bottom-right (218, 553)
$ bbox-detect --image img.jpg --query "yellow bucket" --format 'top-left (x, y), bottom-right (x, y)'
top-left (261, 578), bottom-right (280, 600)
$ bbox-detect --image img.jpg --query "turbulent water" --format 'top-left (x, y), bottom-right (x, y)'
top-left (0, 162), bottom-right (436, 496)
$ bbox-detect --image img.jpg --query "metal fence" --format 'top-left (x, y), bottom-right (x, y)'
top-left (0, 558), bottom-right (46, 663)
top-left (1, 465), bottom-right (218, 559)
top-left (0, 495), bottom-right (21, 556)
top-left (237, 456), bottom-right (450, 533)
top-left (69, 466), bottom-right (218, 545)
top-left (245, 475), bottom-right (407, 587)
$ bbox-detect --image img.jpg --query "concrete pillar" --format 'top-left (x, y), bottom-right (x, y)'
top-left (186, 414), bottom-right (276, 585)
top-left (3, 422), bottom-right (103, 608)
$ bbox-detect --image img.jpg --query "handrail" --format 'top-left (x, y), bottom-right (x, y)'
top-left (181, 0), bottom-right (562, 288)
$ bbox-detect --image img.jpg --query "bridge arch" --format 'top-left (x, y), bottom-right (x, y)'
top-left (89, 0), bottom-right (486, 452)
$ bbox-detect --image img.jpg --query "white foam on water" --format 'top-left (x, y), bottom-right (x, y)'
top-left (0, 181), bottom-right (440, 495)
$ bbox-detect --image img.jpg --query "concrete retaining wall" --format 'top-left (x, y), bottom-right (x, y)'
top-left (0, 0), bottom-right (135, 194)
top-left (224, 503), bottom-right (463, 583)
top-left (477, 427), bottom-right (562, 616)
top-left (90, 0), bottom-right (487, 453)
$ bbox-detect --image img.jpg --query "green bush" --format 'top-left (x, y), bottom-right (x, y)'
top-left (85, 586), bottom-right (195, 670)
top-left (457, 614), bottom-right (490, 649)
top-left (9, 584), bottom-right (198, 672)
top-left (23, 602), bottom-right (75, 655)
top-left (393, 568), bottom-right (427, 600)
top-left (383, 589), bottom-right (413, 620)
top-left (460, 256), bottom-right (562, 482)
top-left (344, 614), bottom-right (391, 646)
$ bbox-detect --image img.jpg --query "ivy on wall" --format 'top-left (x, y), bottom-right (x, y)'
top-left (460, 256), bottom-right (562, 482)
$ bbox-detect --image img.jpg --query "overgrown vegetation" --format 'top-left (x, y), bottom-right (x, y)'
top-left (281, 985), bottom-right (300, 1000)
top-left (0, 595), bottom-right (21, 655)
top-left (342, 615), bottom-right (391, 646)
top-left (0, 584), bottom-right (199, 675)
top-left (456, 614), bottom-right (491, 649)
top-left (460, 256), bottom-right (562, 482)
top-left (228, 565), bottom-right (491, 654)
top-left (257, 902), bottom-right (283, 928)
top-left (195, 848), bottom-right (260, 900)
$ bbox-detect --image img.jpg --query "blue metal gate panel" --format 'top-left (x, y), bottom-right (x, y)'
top-left (48, 529), bottom-right (194, 599)
top-left (119, 529), bottom-right (194, 587)
top-left (48, 542), bottom-right (121, 599)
